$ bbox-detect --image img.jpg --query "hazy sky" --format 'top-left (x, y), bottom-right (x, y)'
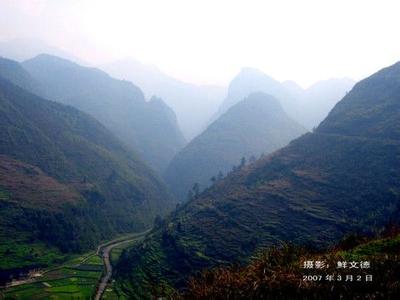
top-left (1, 0), bottom-right (400, 87)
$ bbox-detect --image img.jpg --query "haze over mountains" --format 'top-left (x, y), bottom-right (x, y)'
top-left (102, 59), bottom-right (226, 140)
top-left (0, 39), bottom-right (354, 143)
top-left (116, 61), bottom-right (400, 297)
top-left (0, 58), bottom-right (175, 267)
top-left (165, 92), bottom-right (307, 200)
top-left (0, 38), bottom-right (396, 300)
top-left (214, 67), bottom-right (355, 130)
top-left (0, 38), bottom-right (86, 66)
top-left (1, 0), bottom-right (400, 297)
top-left (22, 54), bottom-right (186, 173)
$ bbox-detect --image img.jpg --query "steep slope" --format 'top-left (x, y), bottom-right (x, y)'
top-left (164, 92), bottom-right (307, 200)
top-left (0, 57), bottom-right (42, 95)
top-left (0, 38), bottom-right (86, 65)
top-left (0, 69), bottom-right (175, 271)
top-left (22, 54), bottom-right (186, 173)
top-left (116, 62), bottom-right (400, 297)
top-left (181, 232), bottom-right (400, 299)
top-left (216, 68), bottom-right (294, 117)
top-left (299, 78), bottom-right (355, 129)
top-left (213, 68), bottom-right (299, 123)
top-left (213, 68), bottom-right (354, 130)
top-left (102, 59), bottom-right (226, 140)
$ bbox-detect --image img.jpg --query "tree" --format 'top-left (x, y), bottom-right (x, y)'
top-left (187, 189), bottom-right (194, 201)
top-left (217, 171), bottom-right (224, 181)
top-left (210, 176), bottom-right (216, 184)
top-left (177, 221), bottom-right (182, 232)
top-left (240, 156), bottom-right (246, 168)
top-left (192, 182), bottom-right (200, 197)
top-left (154, 215), bottom-right (164, 228)
top-left (249, 155), bottom-right (256, 164)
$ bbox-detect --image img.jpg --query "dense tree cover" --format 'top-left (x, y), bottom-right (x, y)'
top-left (0, 65), bottom-right (175, 269)
top-left (116, 62), bottom-right (400, 298)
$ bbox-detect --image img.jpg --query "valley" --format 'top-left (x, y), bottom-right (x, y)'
top-left (1, 231), bottom-right (147, 300)
top-left (0, 4), bottom-right (399, 298)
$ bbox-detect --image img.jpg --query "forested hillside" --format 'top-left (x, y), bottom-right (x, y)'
top-left (116, 62), bottom-right (400, 298)
top-left (0, 65), bottom-right (175, 274)
top-left (165, 92), bottom-right (307, 200)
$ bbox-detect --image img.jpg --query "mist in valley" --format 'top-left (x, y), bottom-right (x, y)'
top-left (0, 1), bottom-right (400, 299)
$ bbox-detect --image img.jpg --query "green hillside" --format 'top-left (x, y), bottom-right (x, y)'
top-left (115, 62), bottom-right (400, 298)
top-left (164, 92), bottom-right (307, 200)
top-left (180, 232), bottom-right (400, 299)
top-left (0, 68), bottom-right (175, 277)
top-left (22, 54), bottom-right (186, 173)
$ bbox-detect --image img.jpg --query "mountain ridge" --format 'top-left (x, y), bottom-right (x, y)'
top-left (213, 67), bottom-right (355, 130)
top-left (101, 58), bottom-right (226, 140)
top-left (0, 63), bottom-right (175, 271)
top-left (22, 54), bottom-right (186, 173)
top-left (164, 92), bottom-right (307, 200)
top-left (115, 61), bottom-right (400, 298)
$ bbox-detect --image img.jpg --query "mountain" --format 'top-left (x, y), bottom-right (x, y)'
top-left (212, 68), bottom-right (299, 123)
top-left (181, 231), bottom-right (400, 298)
top-left (0, 38), bottom-right (86, 65)
top-left (0, 62), bottom-right (175, 273)
top-left (101, 59), bottom-right (226, 140)
top-left (115, 62), bottom-right (400, 297)
top-left (22, 54), bottom-right (186, 173)
top-left (164, 92), bottom-right (307, 200)
top-left (0, 57), bottom-right (42, 95)
top-left (299, 78), bottom-right (355, 129)
top-left (213, 68), bottom-right (354, 130)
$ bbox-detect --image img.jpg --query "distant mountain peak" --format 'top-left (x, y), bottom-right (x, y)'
top-left (229, 92), bottom-right (284, 114)
top-left (101, 59), bottom-right (226, 140)
top-left (0, 56), bottom-right (42, 94)
top-left (234, 67), bottom-right (277, 83)
top-left (317, 60), bottom-right (400, 139)
top-left (118, 61), bottom-right (400, 297)
top-left (22, 54), bottom-right (186, 173)
top-left (0, 38), bottom-right (87, 65)
top-left (164, 90), bottom-right (306, 200)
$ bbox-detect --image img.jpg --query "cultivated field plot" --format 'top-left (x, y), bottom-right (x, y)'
top-left (2, 254), bottom-right (103, 299)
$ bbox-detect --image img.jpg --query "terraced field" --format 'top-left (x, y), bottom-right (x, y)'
top-left (2, 253), bottom-right (103, 299)
top-left (1, 231), bottom-right (149, 299)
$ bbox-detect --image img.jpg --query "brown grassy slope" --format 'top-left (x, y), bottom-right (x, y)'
top-left (0, 154), bottom-right (82, 210)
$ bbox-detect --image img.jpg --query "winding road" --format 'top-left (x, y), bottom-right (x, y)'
top-left (94, 231), bottom-right (148, 300)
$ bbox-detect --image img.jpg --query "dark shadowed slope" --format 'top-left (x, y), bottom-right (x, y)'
top-left (0, 64), bottom-right (175, 272)
top-left (116, 62), bottom-right (400, 297)
top-left (164, 92), bottom-right (307, 200)
top-left (22, 54), bottom-right (186, 173)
